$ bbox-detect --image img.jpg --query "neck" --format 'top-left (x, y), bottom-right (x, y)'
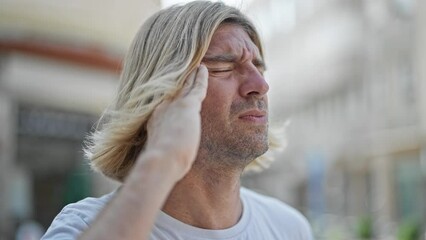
top-left (162, 161), bottom-right (244, 229)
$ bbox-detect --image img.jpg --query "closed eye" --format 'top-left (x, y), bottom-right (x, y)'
top-left (210, 69), bottom-right (233, 73)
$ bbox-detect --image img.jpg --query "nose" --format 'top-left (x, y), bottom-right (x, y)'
top-left (239, 65), bottom-right (269, 98)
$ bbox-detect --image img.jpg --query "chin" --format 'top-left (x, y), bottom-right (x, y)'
top-left (252, 142), bottom-right (269, 158)
top-left (238, 135), bottom-right (269, 161)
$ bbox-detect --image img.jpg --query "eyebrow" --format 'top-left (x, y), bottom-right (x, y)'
top-left (202, 54), bottom-right (236, 63)
top-left (202, 54), bottom-right (266, 70)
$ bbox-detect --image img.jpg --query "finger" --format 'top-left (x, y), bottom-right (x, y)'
top-left (186, 64), bottom-right (208, 101)
top-left (147, 99), bottom-right (170, 128)
top-left (179, 68), bottom-right (198, 97)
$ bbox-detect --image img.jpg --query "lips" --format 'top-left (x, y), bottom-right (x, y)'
top-left (238, 110), bottom-right (268, 124)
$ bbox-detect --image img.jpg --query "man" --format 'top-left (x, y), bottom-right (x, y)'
top-left (42, 1), bottom-right (314, 239)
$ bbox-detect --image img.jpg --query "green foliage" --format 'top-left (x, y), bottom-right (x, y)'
top-left (397, 220), bottom-right (420, 240)
top-left (356, 216), bottom-right (373, 239)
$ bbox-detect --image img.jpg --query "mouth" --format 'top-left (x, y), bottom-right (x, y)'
top-left (238, 110), bottom-right (268, 124)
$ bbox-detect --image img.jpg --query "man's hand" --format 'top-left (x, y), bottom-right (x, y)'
top-left (143, 64), bottom-right (209, 181)
top-left (79, 65), bottom-right (208, 240)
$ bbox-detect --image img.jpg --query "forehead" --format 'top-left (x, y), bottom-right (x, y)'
top-left (205, 24), bottom-right (261, 58)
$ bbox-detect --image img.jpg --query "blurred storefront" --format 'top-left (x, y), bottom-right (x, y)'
top-left (0, 41), bottom-right (121, 239)
top-left (0, 1), bottom-right (161, 238)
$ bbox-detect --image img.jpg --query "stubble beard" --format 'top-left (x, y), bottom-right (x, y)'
top-left (197, 100), bottom-right (269, 171)
top-left (198, 124), bottom-right (269, 171)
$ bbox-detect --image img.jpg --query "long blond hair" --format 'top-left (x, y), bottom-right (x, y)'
top-left (84, 1), bottom-right (281, 182)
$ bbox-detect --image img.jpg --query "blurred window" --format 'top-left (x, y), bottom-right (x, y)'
top-left (395, 152), bottom-right (425, 223)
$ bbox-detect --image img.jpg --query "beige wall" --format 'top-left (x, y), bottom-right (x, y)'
top-left (0, 0), bottom-right (161, 51)
top-left (416, 0), bottom-right (426, 134)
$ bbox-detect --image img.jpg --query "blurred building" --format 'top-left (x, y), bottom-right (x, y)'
top-left (0, 0), bottom-right (161, 238)
top-left (241, 0), bottom-right (425, 239)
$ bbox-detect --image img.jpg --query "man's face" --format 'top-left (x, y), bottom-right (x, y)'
top-left (198, 24), bottom-right (269, 169)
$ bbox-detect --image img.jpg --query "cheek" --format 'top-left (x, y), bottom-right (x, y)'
top-left (200, 83), bottom-right (231, 119)
top-left (200, 93), bottom-right (222, 119)
top-left (201, 75), bottom-right (242, 119)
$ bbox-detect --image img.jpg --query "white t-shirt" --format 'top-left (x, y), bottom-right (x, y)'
top-left (42, 187), bottom-right (314, 240)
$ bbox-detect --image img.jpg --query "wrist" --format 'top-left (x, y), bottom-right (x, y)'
top-left (132, 149), bottom-right (183, 184)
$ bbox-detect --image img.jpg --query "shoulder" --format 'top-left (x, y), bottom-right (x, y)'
top-left (241, 187), bottom-right (301, 217)
top-left (58, 191), bottom-right (114, 222)
top-left (41, 191), bottom-right (116, 240)
top-left (241, 187), bottom-right (314, 240)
